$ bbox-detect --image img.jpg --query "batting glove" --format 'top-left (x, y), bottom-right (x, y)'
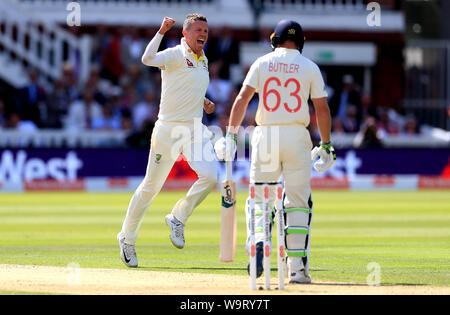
top-left (214, 133), bottom-right (237, 161)
top-left (311, 141), bottom-right (336, 172)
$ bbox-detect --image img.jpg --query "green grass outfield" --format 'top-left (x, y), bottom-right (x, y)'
top-left (0, 190), bottom-right (449, 287)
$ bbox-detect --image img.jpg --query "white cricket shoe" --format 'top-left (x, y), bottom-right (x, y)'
top-left (117, 233), bottom-right (138, 268)
top-left (165, 214), bottom-right (185, 249)
top-left (289, 269), bottom-right (312, 284)
top-left (288, 257), bottom-right (311, 284)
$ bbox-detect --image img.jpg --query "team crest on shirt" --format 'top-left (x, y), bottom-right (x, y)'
top-left (200, 60), bottom-right (208, 70)
top-left (155, 154), bottom-right (162, 164)
top-left (186, 58), bottom-right (194, 68)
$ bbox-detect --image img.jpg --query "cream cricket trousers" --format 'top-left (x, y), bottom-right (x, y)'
top-left (249, 125), bottom-right (312, 207)
top-left (245, 125), bottom-right (313, 273)
top-left (120, 119), bottom-right (218, 245)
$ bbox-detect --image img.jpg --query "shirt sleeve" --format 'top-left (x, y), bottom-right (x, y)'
top-left (142, 33), bottom-right (182, 70)
top-left (310, 62), bottom-right (328, 99)
top-left (242, 59), bottom-right (260, 92)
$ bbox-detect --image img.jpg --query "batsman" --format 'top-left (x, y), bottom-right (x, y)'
top-left (215, 20), bottom-right (336, 284)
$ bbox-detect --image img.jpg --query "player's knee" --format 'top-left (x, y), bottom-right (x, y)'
top-left (284, 185), bottom-right (311, 208)
top-left (200, 168), bottom-right (218, 187)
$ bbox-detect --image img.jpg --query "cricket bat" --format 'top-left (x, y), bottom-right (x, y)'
top-left (220, 161), bottom-right (237, 262)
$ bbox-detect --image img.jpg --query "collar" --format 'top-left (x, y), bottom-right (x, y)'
top-left (181, 37), bottom-right (206, 62)
top-left (275, 47), bottom-right (301, 55)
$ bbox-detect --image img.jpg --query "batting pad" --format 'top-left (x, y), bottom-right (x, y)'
top-left (284, 208), bottom-right (312, 259)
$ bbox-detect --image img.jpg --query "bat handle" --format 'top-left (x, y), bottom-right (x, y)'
top-left (226, 160), bottom-right (232, 181)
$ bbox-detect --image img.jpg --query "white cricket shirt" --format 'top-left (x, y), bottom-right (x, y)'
top-left (243, 47), bottom-right (328, 127)
top-left (148, 37), bottom-right (209, 122)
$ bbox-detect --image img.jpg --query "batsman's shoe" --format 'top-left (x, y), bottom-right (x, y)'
top-left (289, 269), bottom-right (312, 284)
top-left (165, 214), bottom-right (185, 249)
top-left (247, 241), bottom-right (264, 278)
top-left (117, 234), bottom-right (138, 268)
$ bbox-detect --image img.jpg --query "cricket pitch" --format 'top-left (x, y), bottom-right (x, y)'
top-left (0, 264), bottom-right (448, 295)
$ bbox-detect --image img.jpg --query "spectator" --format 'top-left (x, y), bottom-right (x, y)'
top-left (132, 90), bottom-right (158, 130)
top-left (65, 89), bottom-right (103, 131)
top-left (204, 27), bottom-right (221, 61)
top-left (45, 79), bottom-right (71, 128)
top-left (107, 86), bottom-right (127, 120)
top-left (206, 61), bottom-right (232, 105)
top-left (120, 85), bottom-right (139, 112)
top-left (205, 61), bottom-right (232, 124)
top-left (342, 104), bottom-right (360, 133)
top-left (360, 92), bottom-right (377, 121)
top-left (101, 28), bottom-right (123, 85)
top-left (61, 63), bottom-right (80, 102)
top-left (330, 74), bottom-right (361, 122)
top-left (206, 26), bottom-right (239, 79)
top-left (332, 117), bottom-right (346, 135)
top-left (211, 84), bottom-right (239, 127)
top-left (353, 116), bottom-right (384, 149)
top-left (91, 25), bottom-right (111, 66)
top-left (16, 69), bottom-right (46, 127)
top-left (85, 66), bottom-right (110, 105)
top-left (91, 103), bottom-right (122, 131)
top-left (377, 109), bottom-right (400, 136)
top-left (3, 112), bottom-right (38, 132)
top-left (121, 109), bottom-right (134, 132)
top-left (121, 26), bottom-right (145, 67)
top-left (120, 65), bottom-right (148, 99)
top-left (402, 115), bottom-right (420, 135)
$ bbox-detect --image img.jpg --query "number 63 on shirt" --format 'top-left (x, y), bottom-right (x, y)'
top-left (263, 77), bottom-right (302, 113)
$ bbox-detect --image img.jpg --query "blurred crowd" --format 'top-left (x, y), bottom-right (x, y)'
top-left (0, 26), bottom-right (420, 148)
top-left (309, 73), bottom-right (421, 148)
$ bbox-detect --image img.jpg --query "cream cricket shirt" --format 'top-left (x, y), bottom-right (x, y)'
top-left (243, 47), bottom-right (328, 127)
top-left (156, 38), bottom-right (209, 122)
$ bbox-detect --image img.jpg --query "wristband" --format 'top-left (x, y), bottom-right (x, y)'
top-left (319, 141), bottom-right (336, 160)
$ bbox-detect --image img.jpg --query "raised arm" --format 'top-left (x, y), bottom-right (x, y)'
top-left (141, 17), bottom-right (175, 67)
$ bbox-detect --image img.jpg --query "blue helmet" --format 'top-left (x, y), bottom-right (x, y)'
top-left (270, 20), bottom-right (305, 53)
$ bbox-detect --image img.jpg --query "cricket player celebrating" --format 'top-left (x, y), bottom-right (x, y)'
top-left (216, 20), bottom-right (336, 283)
top-left (117, 15), bottom-right (217, 268)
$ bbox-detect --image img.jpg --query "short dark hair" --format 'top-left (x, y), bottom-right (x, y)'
top-left (183, 14), bottom-right (207, 30)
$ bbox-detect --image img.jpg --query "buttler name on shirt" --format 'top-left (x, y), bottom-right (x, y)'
top-left (268, 62), bottom-right (300, 74)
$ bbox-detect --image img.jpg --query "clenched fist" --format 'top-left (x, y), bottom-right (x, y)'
top-left (159, 17), bottom-right (175, 35)
top-left (204, 98), bottom-right (215, 114)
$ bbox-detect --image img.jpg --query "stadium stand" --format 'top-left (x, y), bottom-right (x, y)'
top-left (0, 0), bottom-right (448, 149)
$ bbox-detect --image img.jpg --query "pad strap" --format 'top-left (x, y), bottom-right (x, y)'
top-left (285, 227), bottom-right (309, 234)
top-left (284, 208), bottom-right (312, 214)
top-left (286, 249), bottom-right (308, 257)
